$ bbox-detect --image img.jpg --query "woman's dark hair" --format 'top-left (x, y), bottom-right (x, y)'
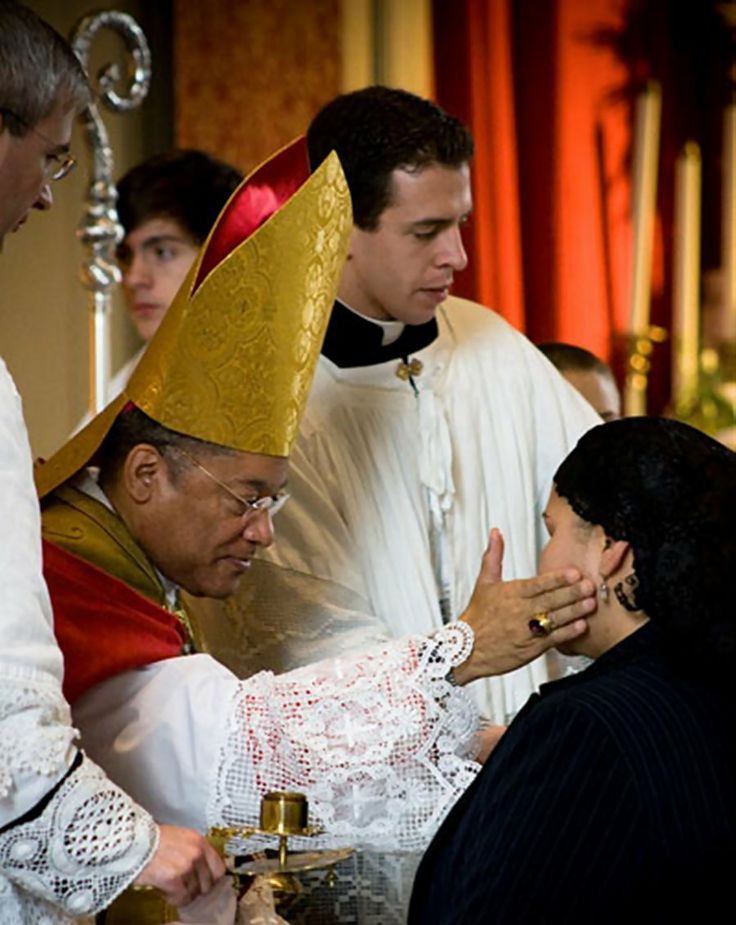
top-left (554, 417), bottom-right (735, 681)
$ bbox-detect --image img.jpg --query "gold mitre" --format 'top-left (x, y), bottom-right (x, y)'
top-left (36, 138), bottom-right (351, 498)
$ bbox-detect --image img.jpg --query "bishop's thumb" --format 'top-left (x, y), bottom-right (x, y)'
top-left (480, 528), bottom-right (504, 584)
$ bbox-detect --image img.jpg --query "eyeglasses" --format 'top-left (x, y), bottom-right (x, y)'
top-left (0, 108), bottom-right (77, 182)
top-left (173, 447), bottom-right (290, 520)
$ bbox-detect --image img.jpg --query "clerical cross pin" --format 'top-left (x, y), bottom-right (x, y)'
top-left (396, 358), bottom-right (423, 381)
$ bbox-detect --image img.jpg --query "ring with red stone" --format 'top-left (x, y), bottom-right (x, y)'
top-left (528, 612), bottom-right (555, 637)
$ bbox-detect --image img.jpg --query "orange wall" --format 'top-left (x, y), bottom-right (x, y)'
top-left (173, 0), bottom-right (342, 174)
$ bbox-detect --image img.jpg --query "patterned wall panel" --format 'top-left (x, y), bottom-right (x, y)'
top-left (174, 0), bottom-right (341, 174)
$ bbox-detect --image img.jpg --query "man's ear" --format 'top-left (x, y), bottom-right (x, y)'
top-left (121, 444), bottom-right (167, 504)
top-left (600, 537), bottom-right (630, 579)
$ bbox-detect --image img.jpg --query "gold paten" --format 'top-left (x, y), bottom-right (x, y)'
top-left (104, 791), bottom-right (352, 923)
top-left (211, 790), bottom-right (354, 914)
top-left (36, 144), bottom-right (352, 499)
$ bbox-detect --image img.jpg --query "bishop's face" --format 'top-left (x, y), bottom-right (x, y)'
top-left (338, 162), bottom-right (472, 326)
top-left (129, 447), bottom-right (289, 599)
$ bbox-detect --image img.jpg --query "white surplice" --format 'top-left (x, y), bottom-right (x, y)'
top-left (72, 622), bottom-right (480, 850)
top-left (0, 361), bottom-right (156, 924)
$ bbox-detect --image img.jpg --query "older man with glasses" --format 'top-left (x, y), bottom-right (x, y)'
top-left (0, 102), bottom-right (75, 244)
top-left (0, 106), bottom-right (77, 174)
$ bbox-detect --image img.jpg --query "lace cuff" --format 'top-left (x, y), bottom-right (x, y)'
top-left (210, 621), bottom-right (480, 850)
top-left (0, 677), bottom-right (77, 802)
top-left (0, 754), bottom-right (157, 917)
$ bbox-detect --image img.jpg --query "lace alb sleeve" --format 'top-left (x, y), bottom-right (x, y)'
top-left (209, 622), bottom-right (480, 849)
top-left (0, 754), bottom-right (157, 922)
top-left (0, 677), bottom-right (77, 806)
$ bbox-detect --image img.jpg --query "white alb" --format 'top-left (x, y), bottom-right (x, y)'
top-left (0, 360), bottom-right (156, 922)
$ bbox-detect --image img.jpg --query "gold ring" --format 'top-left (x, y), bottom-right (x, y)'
top-left (528, 612), bottom-right (555, 637)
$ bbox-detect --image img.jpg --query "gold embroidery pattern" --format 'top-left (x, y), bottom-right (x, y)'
top-left (131, 151), bottom-right (351, 457)
top-left (36, 151), bottom-right (352, 498)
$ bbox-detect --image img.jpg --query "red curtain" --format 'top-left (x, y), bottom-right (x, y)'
top-left (433, 0), bottom-right (635, 375)
top-left (467, 0), bottom-right (526, 330)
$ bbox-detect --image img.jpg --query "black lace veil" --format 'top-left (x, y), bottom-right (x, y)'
top-left (554, 418), bottom-right (736, 678)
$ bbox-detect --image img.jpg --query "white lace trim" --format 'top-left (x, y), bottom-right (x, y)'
top-left (0, 877), bottom-right (72, 925)
top-left (0, 755), bottom-right (157, 917)
top-left (0, 678), bottom-right (76, 800)
top-left (209, 622), bottom-right (479, 851)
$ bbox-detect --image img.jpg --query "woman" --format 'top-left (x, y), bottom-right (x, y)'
top-left (409, 418), bottom-right (736, 924)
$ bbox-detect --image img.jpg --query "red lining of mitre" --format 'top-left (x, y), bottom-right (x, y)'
top-left (192, 137), bottom-right (310, 295)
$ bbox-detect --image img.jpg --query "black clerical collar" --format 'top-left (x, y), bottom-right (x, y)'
top-left (321, 300), bottom-right (438, 368)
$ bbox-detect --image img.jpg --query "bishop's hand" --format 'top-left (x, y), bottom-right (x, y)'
top-left (453, 528), bottom-right (595, 685)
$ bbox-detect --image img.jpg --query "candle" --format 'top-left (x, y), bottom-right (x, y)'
top-left (625, 82), bottom-right (662, 415)
top-left (672, 143), bottom-right (702, 407)
top-left (629, 81), bottom-right (662, 335)
top-left (723, 101), bottom-right (736, 341)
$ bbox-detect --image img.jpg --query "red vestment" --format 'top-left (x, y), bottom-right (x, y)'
top-left (43, 540), bottom-right (186, 703)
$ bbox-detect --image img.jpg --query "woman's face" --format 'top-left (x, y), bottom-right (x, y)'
top-left (540, 489), bottom-right (599, 577)
top-left (541, 490), bottom-right (603, 655)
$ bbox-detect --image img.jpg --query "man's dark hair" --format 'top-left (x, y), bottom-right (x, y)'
top-left (96, 405), bottom-right (235, 487)
top-left (116, 149), bottom-right (243, 243)
top-left (538, 342), bottom-right (614, 379)
top-left (307, 86), bottom-right (474, 230)
top-left (0, 1), bottom-right (90, 136)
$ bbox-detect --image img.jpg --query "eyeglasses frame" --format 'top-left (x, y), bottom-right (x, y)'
top-left (0, 108), bottom-right (77, 182)
top-left (170, 445), bottom-right (289, 521)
